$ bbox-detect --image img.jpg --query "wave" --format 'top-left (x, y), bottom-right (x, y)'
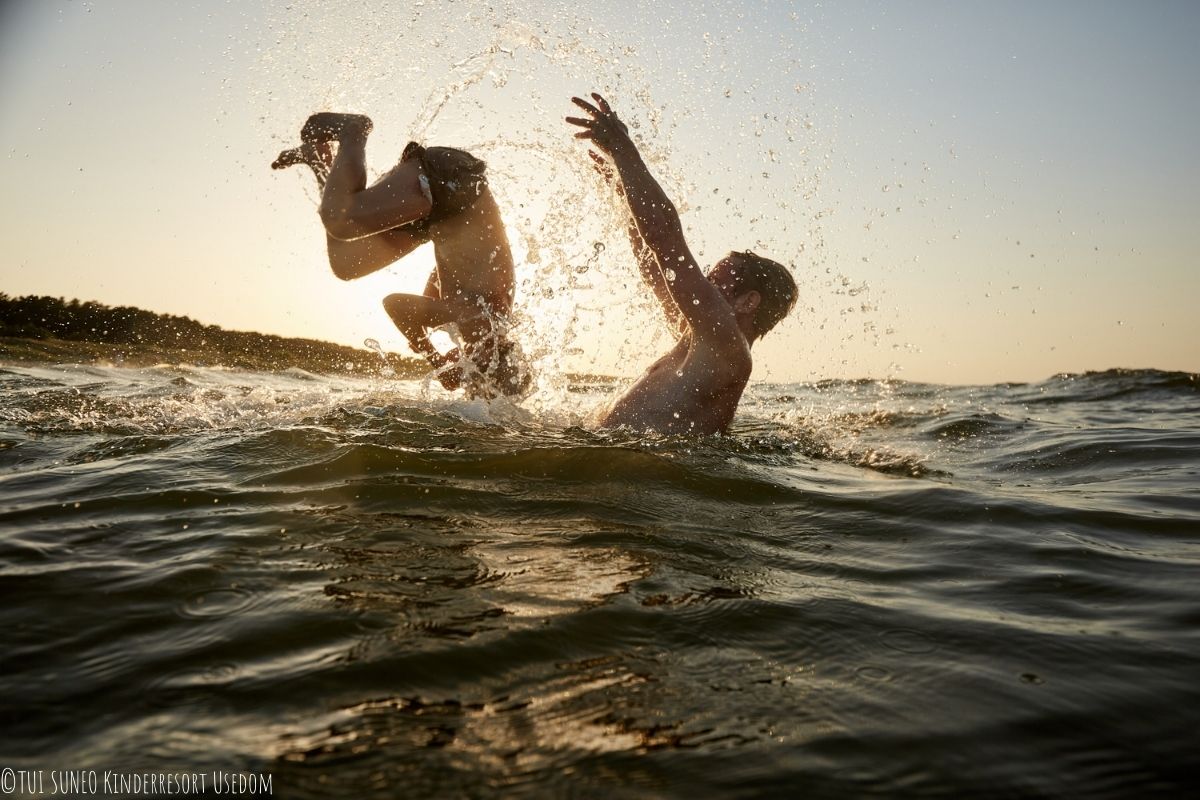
top-left (1019, 368), bottom-right (1199, 404)
top-left (3, 360), bottom-right (1197, 797)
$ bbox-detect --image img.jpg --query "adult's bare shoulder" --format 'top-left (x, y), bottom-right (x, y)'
top-left (689, 309), bottom-right (753, 383)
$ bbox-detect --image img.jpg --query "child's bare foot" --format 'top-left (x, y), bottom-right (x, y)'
top-left (301, 112), bottom-right (373, 144)
top-left (271, 146), bottom-right (306, 170)
top-left (271, 141), bottom-right (332, 171)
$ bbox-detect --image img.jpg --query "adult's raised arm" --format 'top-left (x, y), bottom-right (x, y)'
top-left (567, 94), bottom-right (737, 343)
top-left (588, 150), bottom-right (685, 337)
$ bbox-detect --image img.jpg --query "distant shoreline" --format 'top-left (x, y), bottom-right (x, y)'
top-left (0, 335), bottom-right (429, 378)
top-left (0, 294), bottom-right (426, 378)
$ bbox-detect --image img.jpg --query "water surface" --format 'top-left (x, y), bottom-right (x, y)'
top-left (1, 364), bottom-right (1197, 797)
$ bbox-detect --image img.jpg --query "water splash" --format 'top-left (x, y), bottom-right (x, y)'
top-left (362, 338), bottom-right (394, 377)
top-left (252, 0), bottom-right (921, 402)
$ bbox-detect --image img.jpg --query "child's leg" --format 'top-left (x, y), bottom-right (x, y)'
top-left (382, 292), bottom-right (470, 390)
top-left (384, 290), bottom-right (527, 396)
top-left (312, 114), bottom-right (433, 241)
top-left (273, 138), bottom-right (430, 281)
top-left (325, 228), bottom-right (428, 281)
top-left (381, 292), bottom-right (460, 364)
top-left (423, 268), bottom-right (441, 300)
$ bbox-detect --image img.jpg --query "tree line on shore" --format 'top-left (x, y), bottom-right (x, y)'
top-left (0, 294), bottom-right (423, 376)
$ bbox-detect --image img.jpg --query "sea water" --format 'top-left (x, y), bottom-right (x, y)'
top-left (1, 362), bottom-right (1197, 797)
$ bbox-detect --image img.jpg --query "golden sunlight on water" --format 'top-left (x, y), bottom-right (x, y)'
top-left (470, 537), bottom-right (647, 620)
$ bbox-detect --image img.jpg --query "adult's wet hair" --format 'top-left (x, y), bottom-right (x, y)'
top-left (726, 250), bottom-right (797, 339)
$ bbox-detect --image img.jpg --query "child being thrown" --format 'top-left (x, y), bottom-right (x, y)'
top-left (273, 112), bottom-right (527, 397)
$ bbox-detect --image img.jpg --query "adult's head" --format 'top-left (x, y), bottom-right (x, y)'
top-left (708, 250), bottom-right (797, 340)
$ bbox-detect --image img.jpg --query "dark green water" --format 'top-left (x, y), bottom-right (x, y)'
top-left (1, 364), bottom-right (1197, 797)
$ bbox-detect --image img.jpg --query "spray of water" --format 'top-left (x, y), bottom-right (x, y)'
top-left (251, 0), bottom-right (913, 420)
top-left (361, 337), bottom-right (394, 377)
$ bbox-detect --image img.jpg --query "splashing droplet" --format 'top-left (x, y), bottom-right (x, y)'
top-left (363, 338), bottom-right (394, 377)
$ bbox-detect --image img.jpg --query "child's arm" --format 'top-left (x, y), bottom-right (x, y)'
top-left (381, 293), bottom-right (463, 390)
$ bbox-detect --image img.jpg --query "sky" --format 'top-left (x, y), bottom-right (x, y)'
top-left (1, 0), bottom-right (1196, 385)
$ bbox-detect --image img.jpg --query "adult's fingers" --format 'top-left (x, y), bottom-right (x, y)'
top-left (571, 96), bottom-right (600, 115)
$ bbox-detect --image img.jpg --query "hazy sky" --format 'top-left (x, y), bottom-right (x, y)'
top-left (1, 0), bottom-right (1196, 384)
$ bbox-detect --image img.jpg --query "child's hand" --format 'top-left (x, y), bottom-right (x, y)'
top-left (566, 93), bottom-right (633, 157)
top-left (432, 348), bottom-right (464, 391)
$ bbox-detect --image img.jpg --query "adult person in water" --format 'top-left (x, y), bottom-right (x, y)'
top-left (566, 93), bottom-right (797, 434)
top-left (272, 112), bottom-right (527, 397)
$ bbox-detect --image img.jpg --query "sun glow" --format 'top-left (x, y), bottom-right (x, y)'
top-left (320, 243), bottom-right (437, 355)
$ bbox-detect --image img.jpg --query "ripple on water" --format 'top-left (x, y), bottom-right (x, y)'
top-left (879, 628), bottom-right (938, 655)
top-left (177, 586), bottom-right (257, 619)
top-left (854, 665), bottom-right (893, 682)
top-left (145, 663), bottom-right (241, 709)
